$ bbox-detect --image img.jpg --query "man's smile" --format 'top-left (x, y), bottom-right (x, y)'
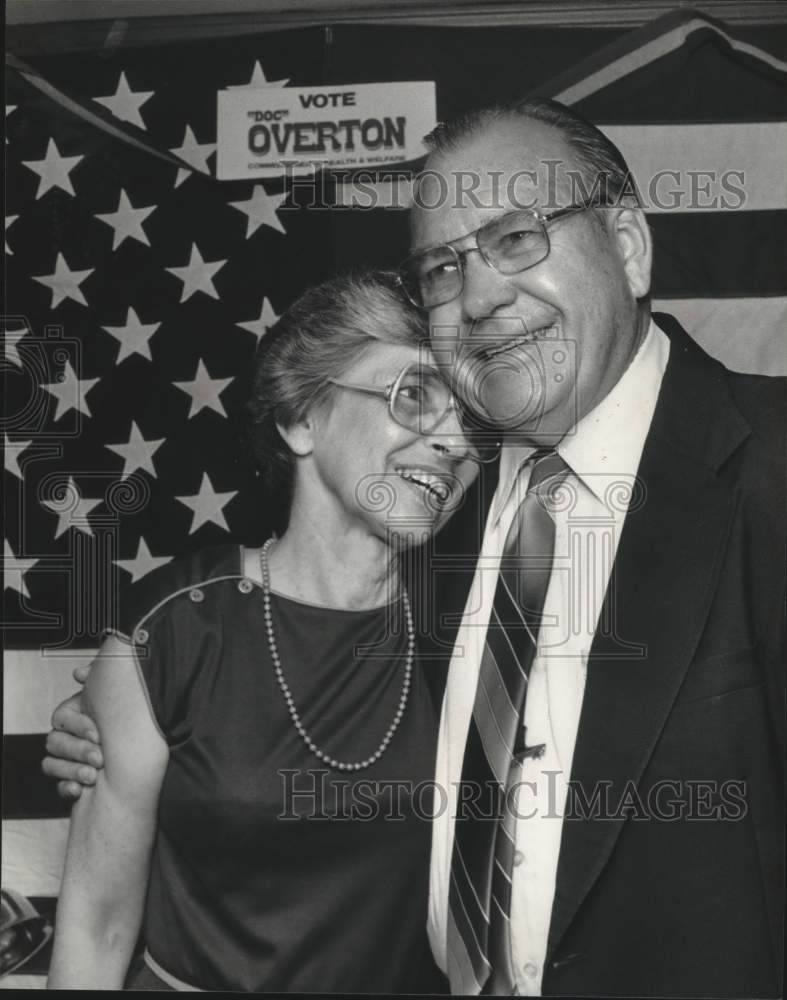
top-left (478, 324), bottom-right (559, 359)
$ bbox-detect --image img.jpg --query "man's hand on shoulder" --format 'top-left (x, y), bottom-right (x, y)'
top-left (42, 662), bottom-right (104, 800)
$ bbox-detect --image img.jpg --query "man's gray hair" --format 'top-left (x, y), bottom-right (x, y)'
top-left (424, 96), bottom-right (640, 207)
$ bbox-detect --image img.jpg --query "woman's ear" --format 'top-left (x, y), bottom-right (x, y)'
top-left (611, 206), bottom-right (653, 300)
top-left (276, 417), bottom-right (314, 458)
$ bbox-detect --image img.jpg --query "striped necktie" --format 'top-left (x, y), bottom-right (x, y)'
top-left (447, 449), bottom-right (569, 995)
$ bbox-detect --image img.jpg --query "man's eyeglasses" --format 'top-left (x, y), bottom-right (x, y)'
top-left (397, 203), bottom-right (597, 310)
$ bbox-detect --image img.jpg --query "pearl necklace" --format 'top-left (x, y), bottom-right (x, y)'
top-left (259, 538), bottom-right (414, 772)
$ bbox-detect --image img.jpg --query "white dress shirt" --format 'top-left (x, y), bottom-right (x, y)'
top-left (428, 319), bottom-right (670, 994)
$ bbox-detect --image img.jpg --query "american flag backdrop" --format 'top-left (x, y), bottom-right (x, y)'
top-left (3, 8), bottom-right (786, 988)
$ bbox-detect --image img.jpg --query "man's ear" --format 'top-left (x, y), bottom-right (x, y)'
top-left (611, 206), bottom-right (652, 300)
top-left (276, 417), bottom-right (314, 458)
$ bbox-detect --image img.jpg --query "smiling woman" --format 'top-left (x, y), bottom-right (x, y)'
top-left (44, 270), bottom-right (478, 992)
top-left (245, 270), bottom-right (474, 545)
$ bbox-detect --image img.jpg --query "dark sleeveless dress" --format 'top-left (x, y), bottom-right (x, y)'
top-left (116, 545), bottom-right (446, 993)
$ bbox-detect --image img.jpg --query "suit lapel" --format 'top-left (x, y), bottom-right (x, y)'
top-left (431, 456), bottom-right (500, 644)
top-left (546, 316), bottom-right (750, 959)
top-left (414, 456), bottom-right (500, 707)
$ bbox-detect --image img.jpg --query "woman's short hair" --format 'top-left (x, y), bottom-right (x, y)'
top-left (245, 269), bottom-right (427, 529)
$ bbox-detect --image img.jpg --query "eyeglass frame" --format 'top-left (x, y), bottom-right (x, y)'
top-left (325, 362), bottom-right (500, 461)
top-left (326, 362), bottom-right (461, 434)
top-left (396, 202), bottom-right (601, 310)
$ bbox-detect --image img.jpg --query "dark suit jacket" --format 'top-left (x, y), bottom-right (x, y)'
top-left (417, 315), bottom-right (785, 998)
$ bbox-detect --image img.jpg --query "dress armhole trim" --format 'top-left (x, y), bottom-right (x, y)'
top-left (103, 626), bottom-right (133, 645)
top-left (117, 573), bottom-right (245, 746)
top-left (95, 628), bottom-right (168, 743)
top-left (130, 638), bottom-right (168, 744)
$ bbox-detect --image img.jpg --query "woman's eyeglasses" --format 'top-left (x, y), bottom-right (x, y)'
top-left (327, 363), bottom-right (500, 462)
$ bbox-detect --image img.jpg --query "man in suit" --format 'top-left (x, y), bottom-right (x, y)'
top-left (43, 99), bottom-right (784, 997)
top-left (399, 98), bottom-right (784, 997)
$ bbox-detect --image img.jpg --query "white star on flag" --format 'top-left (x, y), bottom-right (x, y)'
top-left (41, 359), bottom-right (100, 421)
top-left (174, 359), bottom-right (234, 418)
top-left (4, 436), bottom-right (32, 481)
top-left (6, 105), bottom-right (17, 146)
top-left (101, 307), bottom-right (161, 363)
top-left (32, 252), bottom-right (94, 308)
top-left (229, 61), bottom-right (289, 89)
top-left (6, 105), bottom-right (16, 117)
top-left (166, 243), bottom-right (226, 302)
top-left (170, 125), bottom-right (216, 187)
top-left (42, 476), bottom-right (103, 538)
top-left (93, 71), bottom-right (154, 129)
top-left (106, 421), bottom-right (165, 479)
top-left (4, 539), bottom-right (39, 598)
top-left (114, 536), bottom-right (173, 583)
top-left (3, 324), bottom-right (28, 368)
top-left (229, 185), bottom-right (287, 237)
top-left (176, 472), bottom-right (237, 534)
top-left (6, 215), bottom-right (19, 254)
top-left (22, 138), bottom-right (84, 199)
top-left (236, 298), bottom-right (281, 344)
top-left (95, 189), bottom-right (155, 249)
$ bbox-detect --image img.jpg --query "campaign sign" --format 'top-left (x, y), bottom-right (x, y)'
top-left (216, 81), bottom-right (436, 179)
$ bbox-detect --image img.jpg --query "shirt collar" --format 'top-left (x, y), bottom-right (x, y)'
top-left (490, 318), bottom-right (670, 525)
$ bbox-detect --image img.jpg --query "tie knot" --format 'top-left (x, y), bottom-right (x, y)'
top-left (526, 449), bottom-right (569, 496)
